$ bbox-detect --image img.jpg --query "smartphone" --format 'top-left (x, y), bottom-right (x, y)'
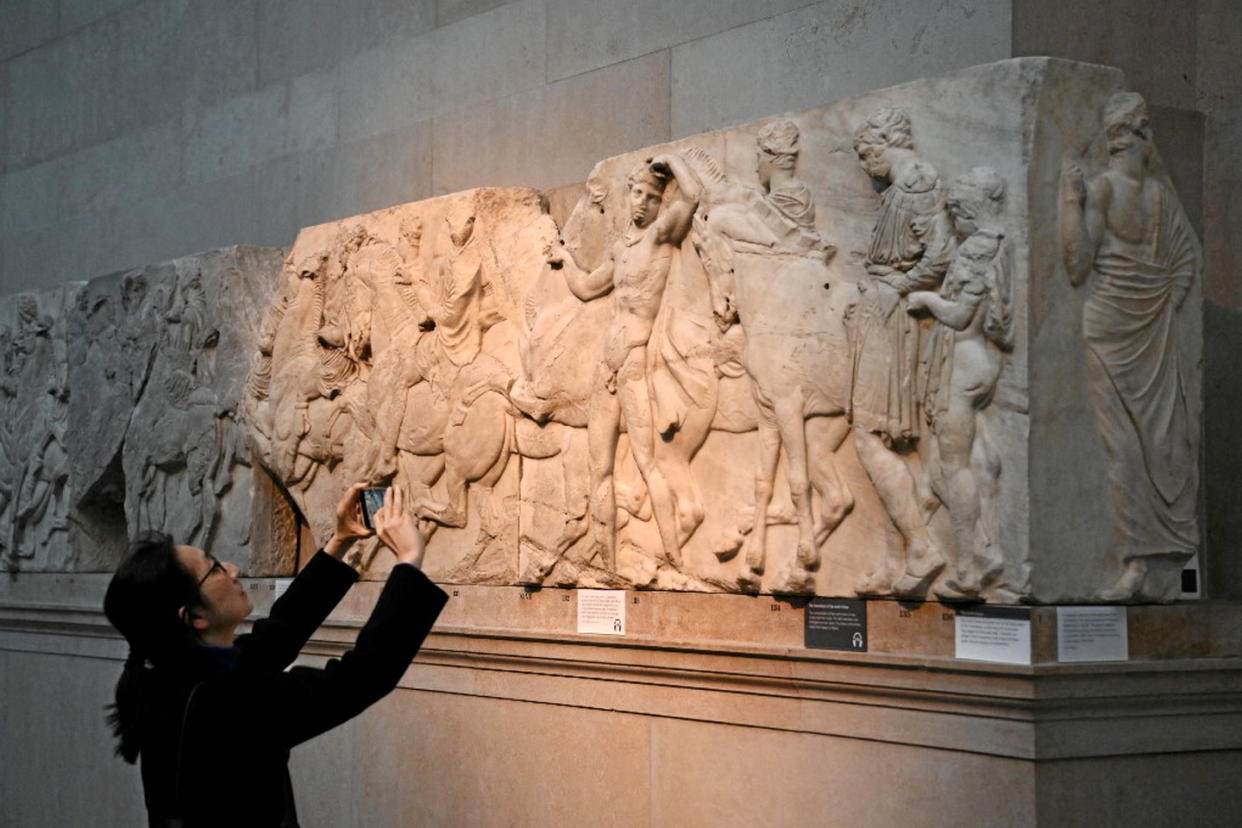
top-left (359, 488), bottom-right (387, 530)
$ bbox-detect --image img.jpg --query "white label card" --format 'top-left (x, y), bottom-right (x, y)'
top-left (577, 589), bottom-right (626, 635)
top-left (273, 579), bottom-right (293, 601)
top-left (955, 607), bottom-right (1031, 665)
top-left (1057, 606), bottom-right (1128, 662)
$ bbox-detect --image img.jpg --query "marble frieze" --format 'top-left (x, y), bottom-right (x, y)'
top-left (2, 59), bottom-right (1203, 605)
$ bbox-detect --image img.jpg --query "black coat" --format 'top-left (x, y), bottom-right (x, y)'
top-left (138, 552), bottom-right (448, 827)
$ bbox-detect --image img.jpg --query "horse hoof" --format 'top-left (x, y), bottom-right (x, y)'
top-left (854, 570), bottom-right (891, 597)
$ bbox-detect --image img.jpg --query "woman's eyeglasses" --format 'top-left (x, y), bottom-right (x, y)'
top-left (196, 555), bottom-right (226, 589)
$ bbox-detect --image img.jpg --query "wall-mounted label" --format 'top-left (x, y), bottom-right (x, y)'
top-left (1056, 606), bottom-right (1128, 662)
top-left (805, 598), bottom-right (867, 652)
top-left (955, 606), bottom-right (1031, 665)
top-left (577, 589), bottom-right (626, 635)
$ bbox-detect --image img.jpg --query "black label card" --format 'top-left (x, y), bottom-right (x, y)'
top-left (805, 598), bottom-right (867, 652)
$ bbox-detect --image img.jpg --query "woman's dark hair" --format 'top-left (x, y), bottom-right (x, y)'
top-left (103, 531), bottom-right (202, 764)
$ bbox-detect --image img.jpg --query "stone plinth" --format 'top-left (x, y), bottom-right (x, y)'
top-left (3, 574), bottom-right (1240, 825)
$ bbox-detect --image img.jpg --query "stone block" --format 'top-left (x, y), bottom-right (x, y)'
top-left (1012, 0), bottom-right (1198, 111)
top-left (314, 692), bottom-right (653, 825)
top-left (1026, 59), bottom-right (1202, 603)
top-left (650, 718), bottom-right (1034, 825)
top-left (0, 211), bottom-right (115, 296)
top-left (329, 122), bottom-right (434, 219)
top-left (257, 0), bottom-right (350, 87)
top-left (246, 188), bottom-right (551, 578)
top-left (111, 172), bottom-right (263, 274)
top-left (0, 61), bottom-right (9, 175)
top-left (3, 20), bottom-right (119, 169)
top-left (255, 147), bottom-right (340, 249)
top-left (113, 0), bottom-right (258, 136)
top-left (0, 284), bottom-right (79, 570)
top-left (1204, 300), bottom-right (1242, 599)
top-left (428, 0), bottom-right (546, 117)
top-left (58, 0), bottom-right (140, 33)
top-left (1037, 752), bottom-right (1242, 825)
top-left (338, 32), bottom-right (435, 145)
top-left (57, 117), bottom-right (184, 223)
top-left (1203, 108), bottom-right (1242, 309)
top-left (338, 0), bottom-right (545, 146)
top-left (0, 651), bottom-right (146, 825)
top-left (258, 0), bottom-right (436, 86)
top-left (430, 51), bottom-right (670, 193)
top-left (546, 0), bottom-right (811, 82)
top-left (1198, 0), bottom-right (1242, 110)
top-left (287, 68), bottom-right (341, 157)
top-left (339, 0), bottom-right (438, 57)
top-left (670, 0), bottom-right (1011, 139)
top-left (0, 0), bottom-right (59, 61)
top-left (65, 245), bottom-right (286, 572)
top-left (180, 67), bottom-right (340, 189)
top-left (436, 0), bottom-right (516, 28)
top-left (184, 84), bottom-right (290, 186)
top-left (0, 155), bottom-right (62, 238)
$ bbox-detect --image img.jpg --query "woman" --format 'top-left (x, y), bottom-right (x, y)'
top-left (103, 483), bottom-right (447, 827)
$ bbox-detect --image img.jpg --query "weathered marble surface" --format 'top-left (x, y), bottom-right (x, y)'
top-left (244, 191), bottom-right (554, 583)
top-left (0, 287), bottom-right (75, 571)
top-left (3, 59), bottom-right (1203, 603)
top-left (60, 246), bottom-right (287, 572)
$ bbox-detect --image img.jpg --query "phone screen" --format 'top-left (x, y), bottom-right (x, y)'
top-left (359, 488), bottom-right (387, 530)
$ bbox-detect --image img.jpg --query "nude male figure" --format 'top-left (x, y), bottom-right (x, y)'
top-left (547, 154), bottom-right (702, 572)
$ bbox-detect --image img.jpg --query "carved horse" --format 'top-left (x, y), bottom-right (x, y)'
top-left (686, 148), bottom-right (854, 590)
top-left (346, 234), bottom-right (514, 533)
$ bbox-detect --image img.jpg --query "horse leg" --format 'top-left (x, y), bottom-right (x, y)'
top-left (773, 394), bottom-right (817, 573)
top-left (415, 393), bottom-right (509, 528)
top-left (806, 415), bottom-right (854, 547)
top-left (744, 409), bottom-right (782, 578)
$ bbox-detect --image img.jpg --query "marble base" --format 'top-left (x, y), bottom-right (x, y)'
top-left (3, 574), bottom-right (1241, 825)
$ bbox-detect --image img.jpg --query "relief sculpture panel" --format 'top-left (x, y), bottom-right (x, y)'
top-left (245, 191), bottom-right (555, 583)
top-left (6, 59), bottom-right (1203, 605)
top-left (0, 290), bottom-right (73, 571)
top-left (242, 58), bottom-right (1197, 603)
top-left (1058, 92), bottom-right (1201, 602)
top-left (66, 247), bottom-right (286, 573)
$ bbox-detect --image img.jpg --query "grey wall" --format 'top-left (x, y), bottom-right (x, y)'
top-left (0, 0), bottom-right (1014, 296)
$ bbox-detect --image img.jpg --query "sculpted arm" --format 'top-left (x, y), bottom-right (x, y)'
top-left (899, 208), bottom-right (954, 293)
top-left (652, 154), bottom-right (703, 245)
top-left (1060, 166), bottom-right (1108, 287)
top-left (552, 244), bottom-right (615, 302)
top-left (908, 285), bottom-right (983, 331)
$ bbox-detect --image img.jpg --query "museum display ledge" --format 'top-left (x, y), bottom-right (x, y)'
top-left (4, 575), bottom-right (1241, 763)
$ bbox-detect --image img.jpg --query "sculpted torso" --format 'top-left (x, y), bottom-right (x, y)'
top-left (607, 227), bottom-right (674, 346)
top-left (1093, 171), bottom-right (1162, 249)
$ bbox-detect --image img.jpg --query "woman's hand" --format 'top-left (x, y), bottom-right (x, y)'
top-left (324, 482), bottom-right (374, 558)
top-left (373, 484), bottom-right (426, 569)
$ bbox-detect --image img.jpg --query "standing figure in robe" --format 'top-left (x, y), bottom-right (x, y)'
top-left (849, 107), bottom-right (956, 597)
top-left (1060, 92), bottom-right (1200, 602)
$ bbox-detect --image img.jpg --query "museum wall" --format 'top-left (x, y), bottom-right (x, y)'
top-left (3, 2), bottom-right (1242, 826)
